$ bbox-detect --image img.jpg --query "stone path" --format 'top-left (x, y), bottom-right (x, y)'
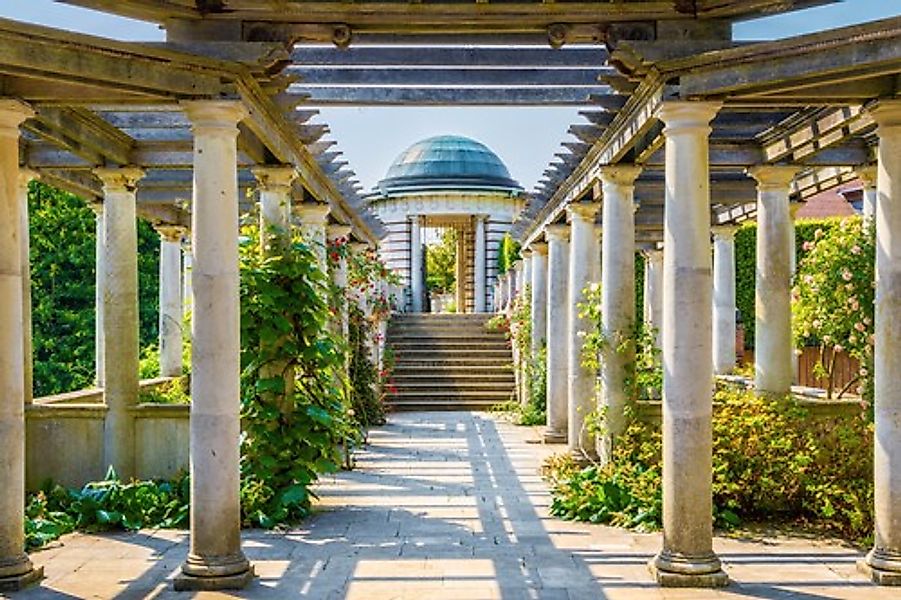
top-left (13, 412), bottom-right (899, 599)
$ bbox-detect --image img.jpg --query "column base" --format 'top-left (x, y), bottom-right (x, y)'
top-left (858, 549), bottom-right (901, 585)
top-left (569, 448), bottom-right (596, 467)
top-left (175, 553), bottom-right (254, 591)
top-left (542, 429), bottom-right (566, 444)
top-left (649, 551), bottom-right (729, 588)
top-left (0, 566), bottom-right (43, 592)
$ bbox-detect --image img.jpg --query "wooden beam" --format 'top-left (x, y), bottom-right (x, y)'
top-left (289, 67), bottom-right (612, 86)
top-left (26, 107), bottom-right (135, 166)
top-left (288, 86), bottom-right (608, 106)
top-left (291, 46), bottom-right (608, 67)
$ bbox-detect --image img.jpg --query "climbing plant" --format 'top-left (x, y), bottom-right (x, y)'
top-left (496, 233), bottom-right (521, 275)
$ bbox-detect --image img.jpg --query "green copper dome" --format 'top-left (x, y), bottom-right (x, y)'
top-left (376, 135), bottom-right (523, 196)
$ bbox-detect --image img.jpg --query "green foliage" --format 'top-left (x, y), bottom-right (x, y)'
top-left (792, 217), bottom-right (875, 399)
top-left (138, 377), bottom-right (190, 404)
top-left (521, 345), bottom-right (547, 425)
top-left (425, 229), bottom-right (457, 293)
top-left (25, 470), bottom-right (189, 549)
top-left (347, 305), bottom-right (386, 428)
top-left (29, 182), bottom-right (160, 396)
top-left (547, 385), bottom-right (874, 542)
top-left (496, 234), bottom-right (521, 275)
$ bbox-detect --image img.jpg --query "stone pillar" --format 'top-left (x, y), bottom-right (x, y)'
top-left (544, 224), bottom-right (569, 443)
top-left (328, 224), bottom-right (353, 340)
top-left (253, 166), bottom-right (296, 254)
top-left (863, 100), bottom-right (901, 585)
top-left (858, 165), bottom-right (878, 221)
top-left (455, 226), bottom-right (466, 313)
top-left (643, 249), bottom-right (664, 349)
top-left (89, 200), bottom-right (105, 387)
top-left (522, 251), bottom-right (533, 298)
top-left (295, 203), bottom-right (330, 272)
top-left (748, 165), bottom-right (798, 396)
top-left (712, 226), bottom-right (737, 375)
top-left (650, 101), bottom-right (727, 587)
top-left (599, 166), bottom-right (641, 459)
top-left (530, 242), bottom-right (548, 353)
top-left (0, 99), bottom-right (43, 592)
top-left (566, 202), bottom-right (601, 459)
top-left (18, 169), bottom-right (37, 404)
top-left (182, 238), bottom-right (192, 320)
top-left (94, 167), bottom-right (144, 481)
top-left (156, 226), bottom-right (185, 378)
top-left (474, 215), bottom-right (488, 313)
top-left (409, 215), bottom-right (424, 312)
top-left (177, 101), bottom-right (253, 591)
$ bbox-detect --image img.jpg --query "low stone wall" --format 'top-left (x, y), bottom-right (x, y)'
top-left (134, 403), bottom-right (190, 480)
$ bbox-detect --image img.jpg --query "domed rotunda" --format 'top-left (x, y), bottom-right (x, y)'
top-left (369, 135), bottom-right (524, 313)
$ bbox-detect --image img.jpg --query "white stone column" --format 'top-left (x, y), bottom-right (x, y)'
top-left (858, 165), bottom-right (878, 221)
top-left (544, 224), bottom-right (569, 443)
top-left (864, 100), bottom-right (901, 585)
top-left (18, 169), bottom-right (37, 405)
top-left (156, 226), bottom-right (185, 378)
top-left (0, 99), bottom-right (42, 591)
top-left (650, 101), bottom-right (727, 587)
top-left (409, 215), bottom-right (424, 312)
top-left (530, 242), bottom-right (548, 353)
top-left (94, 167), bottom-right (144, 481)
top-left (295, 203), bottom-right (330, 272)
top-left (182, 238), bottom-right (192, 320)
top-left (253, 166), bottom-right (296, 254)
top-left (328, 224), bottom-right (352, 340)
top-left (455, 226), bottom-right (466, 313)
top-left (178, 101), bottom-right (252, 591)
top-left (712, 226), bottom-right (737, 375)
top-left (474, 215), bottom-right (488, 313)
top-left (599, 165), bottom-right (641, 459)
top-left (566, 202), bottom-right (601, 459)
top-left (643, 249), bottom-right (664, 350)
top-left (89, 200), bottom-right (105, 387)
top-left (748, 165), bottom-right (798, 396)
top-left (522, 251), bottom-right (533, 298)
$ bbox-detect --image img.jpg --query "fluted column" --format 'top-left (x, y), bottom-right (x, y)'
top-left (544, 224), bottom-right (569, 443)
top-left (156, 226), bottom-right (186, 378)
top-left (599, 165), bottom-right (641, 459)
top-left (857, 165), bottom-right (878, 221)
top-left (566, 202), bottom-right (601, 459)
top-left (643, 249), bottom-right (664, 349)
top-left (18, 169), bottom-right (37, 405)
top-left (94, 167), bottom-right (144, 481)
top-left (530, 242), bottom-right (548, 353)
top-left (650, 101), bottom-right (727, 587)
top-left (177, 101), bottom-right (252, 591)
top-left (712, 226), bottom-right (737, 375)
top-left (474, 215), bottom-right (488, 312)
top-left (863, 100), bottom-right (901, 585)
top-left (748, 165), bottom-right (798, 396)
top-left (0, 99), bottom-right (42, 592)
top-left (253, 166), bottom-right (296, 254)
top-left (410, 215), bottom-right (424, 312)
top-left (295, 202), bottom-right (330, 273)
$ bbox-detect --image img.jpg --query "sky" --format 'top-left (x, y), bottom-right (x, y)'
top-left (1, 1), bottom-right (898, 192)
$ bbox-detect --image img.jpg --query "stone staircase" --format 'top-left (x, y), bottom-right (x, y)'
top-left (386, 313), bottom-right (515, 411)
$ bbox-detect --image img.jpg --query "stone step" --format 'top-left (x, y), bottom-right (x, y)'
top-left (389, 400), bottom-right (502, 411)
top-left (393, 358), bottom-right (512, 368)
top-left (390, 342), bottom-right (510, 351)
top-left (387, 330), bottom-right (505, 339)
top-left (392, 372), bottom-right (514, 382)
top-left (394, 382), bottom-right (514, 394)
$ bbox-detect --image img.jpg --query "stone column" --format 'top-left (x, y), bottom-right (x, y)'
top-left (253, 166), bottom-right (296, 254)
top-left (156, 226), bottom-right (185, 378)
top-left (599, 166), bottom-right (641, 459)
top-left (544, 224), bottom-right (570, 443)
top-left (89, 200), bottom-right (105, 387)
top-left (455, 226), bottom-right (466, 313)
top-left (650, 101), bottom-right (727, 587)
top-left (177, 101), bottom-right (252, 591)
top-left (94, 167), bottom-right (144, 481)
top-left (0, 99), bottom-right (42, 592)
top-left (857, 165), bottom-right (878, 221)
top-left (522, 251), bottom-right (533, 298)
top-left (328, 224), bottom-right (352, 340)
top-left (18, 169), bottom-right (37, 404)
top-left (566, 202), bottom-right (601, 459)
top-left (295, 203), bottom-right (330, 272)
top-left (643, 249), bottom-right (664, 349)
top-left (409, 215), bottom-right (424, 312)
top-left (712, 226), bottom-right (737, 375)
top-left (530, 242), bottom-right (548, 353)
top-left (474, 215), bottom-right (488, 313)
top-left (182, 238), bottom-right (192, 320)
top-left (863, 100), bottom-right (901, 585)
top-left (748, 165), bottom-right (798, 396)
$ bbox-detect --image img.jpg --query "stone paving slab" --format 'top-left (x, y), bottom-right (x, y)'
top-left (8, 411), bottom-right (900, 599)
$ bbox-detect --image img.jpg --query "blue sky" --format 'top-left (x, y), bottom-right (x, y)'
top-left (1, 1), bottom-right (898, 191)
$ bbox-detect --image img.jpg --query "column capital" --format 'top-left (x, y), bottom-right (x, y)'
top-left (18, 168), bottom-right (39, 187)
top-left (544, 223), bottom-right (570, 242)
top-left (643, 247), bottom-right (663, 263)
top-left (521, 247), bottom-right (534, 258)
top-left (294, 202), bottom-right (330, 226)
top-left (530, 241), bottom-right (548, 255)
top-left (711, 225), bottom-right (737, 241)
top-left (746, 165), bottom-right (799, 189)
top-left (408, 214), bottom-right (424, 225)
top-left (0, 99), bottom-right (34, 137)
top-left (349, 241), bottom-right (370, 254)
top-left (566, 201), bottom-right (600, 222)
top-left (93, 167), bottom-right (145, 193)
top-left (856, 164), bottom-right (878, 188)
top-left (656, 101), bottom-right (721, 133)
top-left (868, 99), bottom-right (901, 129)
top-left (327, 224), bottom-right (353, 242)
top-left (155, 224), bottom-right (187, 243)
top-left (473, 213), bottom-right (489, 223)
top-left (789, 200), bottom-right (804, 220)
top-left (251, 165), bottom-right (297, 191)
top-left (598, 164), bottom-right (642, 186)
top-left (182, 100), bottom-right (248, 133)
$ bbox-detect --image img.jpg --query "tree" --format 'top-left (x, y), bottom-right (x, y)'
top-left (425, 229), bottom-right (457, 293)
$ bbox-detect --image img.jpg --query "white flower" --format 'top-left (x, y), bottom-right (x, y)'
top-left (855, 322), bottom-right (866, 332)
top-left (842, 270), bottom-right (853, 281)
top-left (851, 245), bottom-right (862, 255)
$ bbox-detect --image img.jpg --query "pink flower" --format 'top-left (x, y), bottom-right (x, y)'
top-left (812, 319), bottom-right (822, 330)
top-left (851, 245), bottom-right (862, 255)
top-left (855, 322), bottom-right (866, 332)
top-left (803, 241), bottom-right (815, 251)
top-left (833, 344), bottom-right (844, 353)
top-left (842, 270), bottom-right (853, 281)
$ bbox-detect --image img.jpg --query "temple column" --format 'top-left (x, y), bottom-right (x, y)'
top-left (18, 169), bottom-right (37, 404)
top-left (650, 101), bottom-right (727, 587)
top-left (530, 242), bottom-right (548, 353)
top-left (566, 202), bottom-right (601, 459)
top-left (0, 99), bottom-right (42, 592)
top-left (177, 101), bottom-right (252, 591)
top-left (599, 165), bottom-right (641, 459)
top-left (89, 200), bottom-right (105, 386)
top-left (455, 226), bottom-right (466, 312)
top-left (253, 166), bottom-right (296, 254)
top-left (474, 215), bottom-right (488, 312)
top-left (296, 203), bottom-right (330, 272)
top-left (156, 226), bottom-right (186, 378)
top-left (712, 226), bottom-right (737, 375)
top-left (182, 238), bottom-right (192, 320)
top-left (643, 249), bottom-right (664, 349)
top-left (94, 167), bottom-right (144, 481)
top-left (858, 165), bottom-right (878, 221)
top-left (863, 100), bottom-right (901, 585)
top-left (748, 165), bottom-right (798, 396)
top-left (409, 215), bottom-right (424, 312)
top-left (544, 224), bottom-right (570, 443)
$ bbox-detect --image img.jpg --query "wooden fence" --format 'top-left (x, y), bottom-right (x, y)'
top-left (742, 346), bottom-right (860, 395)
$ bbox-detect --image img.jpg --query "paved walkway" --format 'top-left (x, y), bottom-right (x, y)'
top-left (14, 412), bottom-right (899, 599)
